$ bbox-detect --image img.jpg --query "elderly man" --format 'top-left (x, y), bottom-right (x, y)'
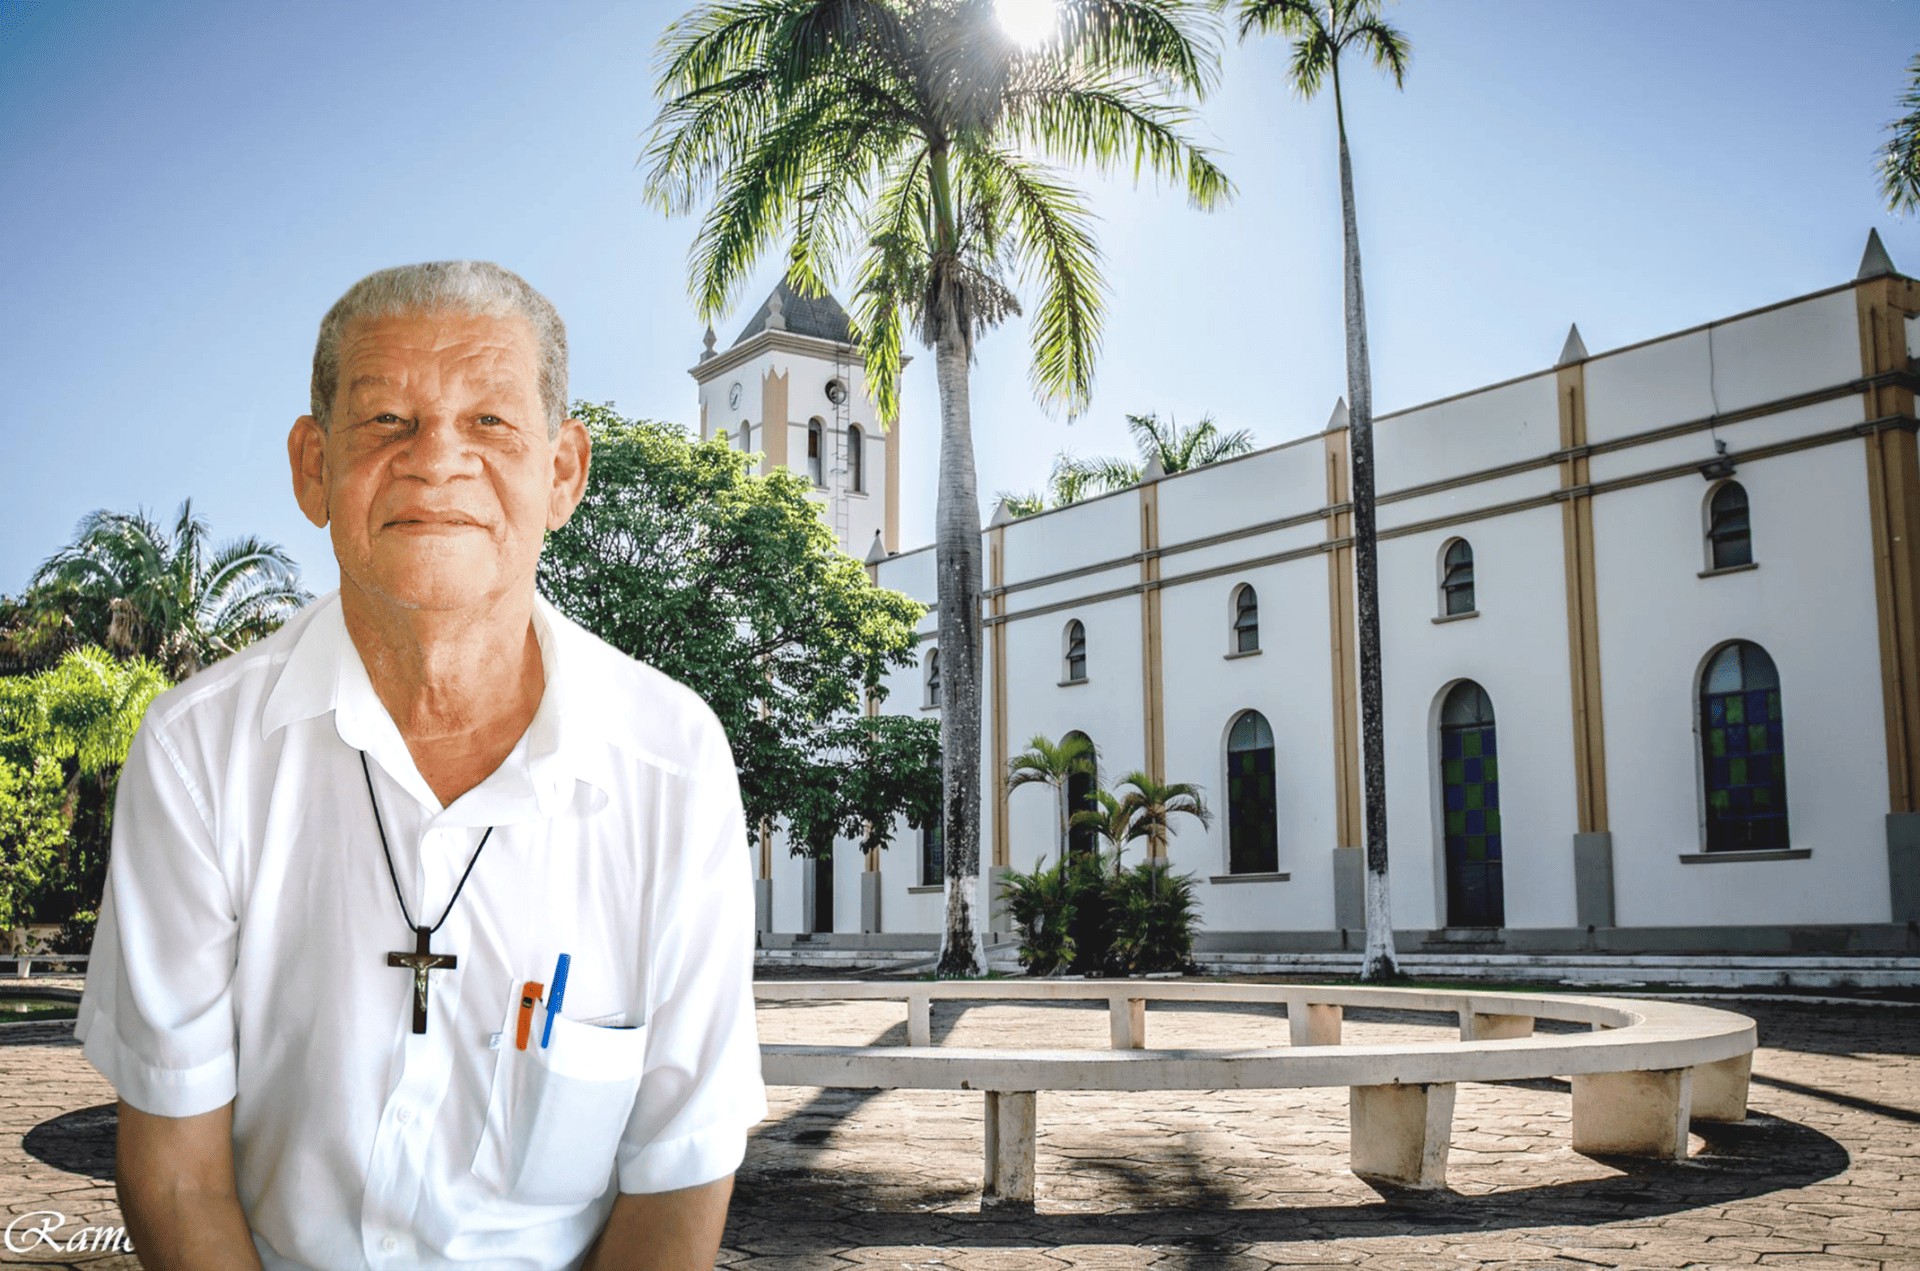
top-left (74, 261), bottom-right (768, 1270)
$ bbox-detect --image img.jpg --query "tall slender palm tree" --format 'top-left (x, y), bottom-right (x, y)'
top-left (1008, 731), bottom-right (1099, 859)
top-left (1234, 0), bottom-right (1407, 979)
top-left (646, 0), bottom-right (1231, 976)
top-left (1069, 786), bottom-right (1142, 874)
top-left (1108, 768), bottom-right (1209, 895)
top-left (998, 410), bottom-right (1255, 514)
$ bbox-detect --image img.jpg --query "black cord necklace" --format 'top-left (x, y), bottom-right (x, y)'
top-left (362, 750), bottom-right (496, 1035)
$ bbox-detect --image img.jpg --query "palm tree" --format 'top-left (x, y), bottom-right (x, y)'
top-left (1233, 0), bottom-right (1408, 980)
top-left (1880, 52), bottom-right (1920, 214)
top-left (1004, 411), bottom-right (1256, 515)
top-left (1008, 731), bottom-right (1099, 860)
top-left (1069, 786), bottom-right (1144, 874)
top-left (1107, 769), bottom-right (1210, 891)
top-left (28, 500), bottom-right (312, 681)
top-left (645, 0), bottom-right (1231, 976)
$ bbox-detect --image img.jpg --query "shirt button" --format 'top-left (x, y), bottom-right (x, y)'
top-left (381, 1236), bottom-right (399, 1253)
top-left (395, 1104), bottom-right (414, 1123)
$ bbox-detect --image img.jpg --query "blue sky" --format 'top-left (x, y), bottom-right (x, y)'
top-left (2, 0), bottom-right (1917, 597)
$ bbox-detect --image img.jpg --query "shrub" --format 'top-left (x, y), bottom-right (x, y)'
top-left (1000, 854), bottom-right (1077, 976)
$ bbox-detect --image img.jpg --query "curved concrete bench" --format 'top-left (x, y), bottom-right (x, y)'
top-left (753, 980), bottom-right (1758, 1204)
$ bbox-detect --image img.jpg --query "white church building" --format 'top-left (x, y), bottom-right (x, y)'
top-left (695, 236), bottom-right (1920, 958)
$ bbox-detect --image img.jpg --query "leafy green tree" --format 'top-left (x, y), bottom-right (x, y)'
top-left (538, 402), bottom-right (940, 864)
top-left (644, 0), bottom-right (1231, 976)
top-left (28, 500), bottom-right (310, 681)
top-left (1007, 731), bottom-right (1099, 857)
top-left (0, 757), bottom-right (65, 938)
top-left (1880, 52), bottom-right (1920, 214)
top-left (0, 646), bottom-right (170, 927)
top-left (1234, 0), bottom-right (1408, 980)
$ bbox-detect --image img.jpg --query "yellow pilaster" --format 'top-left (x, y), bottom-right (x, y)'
top-left (1857, 274), bottom-right (1920, 812)
top-left (1557, 360), bottom-right (1609, 834)
top-left (760, 369), bottom-right (789, 476)
top-left (1139, 478), bottom-right (1167, 860)
top-left (1324, 429), bottom-right (1361, 852)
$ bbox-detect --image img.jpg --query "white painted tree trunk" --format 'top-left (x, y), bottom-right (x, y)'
top-left (1334, 64), bottom-right (1400, 981)
top-left (932, 306), bottom-right (988, 979)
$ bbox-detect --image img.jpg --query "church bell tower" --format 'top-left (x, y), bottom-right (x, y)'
top-left (689, 281), bottom-right (900, 560)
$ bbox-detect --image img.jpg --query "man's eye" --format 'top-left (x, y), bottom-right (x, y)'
top-left (373, 413), bottom-right (405, 425)
top-left (478, 414), bottom-right (506, 426)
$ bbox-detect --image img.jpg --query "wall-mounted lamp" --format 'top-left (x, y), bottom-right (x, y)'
top-left (1699, 438), bottom-right (1735, 481)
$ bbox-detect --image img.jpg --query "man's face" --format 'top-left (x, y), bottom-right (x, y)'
top-left (289, 307), bottom-right (589, 615)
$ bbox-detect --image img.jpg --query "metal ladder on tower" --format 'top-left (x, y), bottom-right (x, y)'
top-left (829, 340), bottom-right (854, 554)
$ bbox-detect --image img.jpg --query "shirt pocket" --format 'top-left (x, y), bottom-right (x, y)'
top-left (469, 993), bottom-right (650, 1208)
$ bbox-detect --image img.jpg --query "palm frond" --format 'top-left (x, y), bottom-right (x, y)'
top-left (1883, 53), bottom-right (1920, 216)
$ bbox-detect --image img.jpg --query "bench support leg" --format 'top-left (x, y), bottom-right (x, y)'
top-left (1290, 1002), bottom-right (1342, 1046)
top-left (1689, 1052), bottom-right (1751, 1123)
top-left (1349, 1082), bottom-right (1455, 1189)
top-left (1572, 1067), bottom-right (1693, 1159)
top-left (907, 995), bottom-right (930, 1047)
top-left (981, 1091), bottom-right (1036, 1207)
top-left (1109, 997), bottom-right (1145, 1049)
top-left (1465, 1011), bottom-right (1534, 1041)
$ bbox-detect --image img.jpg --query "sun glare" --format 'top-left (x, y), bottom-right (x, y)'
top-left (995, 0), bottom-right (1058, 49)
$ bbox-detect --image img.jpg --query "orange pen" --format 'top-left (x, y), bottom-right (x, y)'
top-left (514, 981), bottom-right (545, 1051)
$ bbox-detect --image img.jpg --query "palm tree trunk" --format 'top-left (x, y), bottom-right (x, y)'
top-left (1334, 62), bottom-right (1400, 981)
top-left (931, 287), bottom-right (989, 979)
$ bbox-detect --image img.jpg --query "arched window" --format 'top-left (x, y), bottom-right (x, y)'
top-left (924, 647), bottom-right (940, 708)
top-left (848, 425), bottom-right (865, 493)
top-left (1226, 710), bottom-right (1278, 874)
top-left (1063, 729), bottom-right (1097, 857)
top-left (807, 419), bottom-right (824, 486)
top-left (1441, 539), bottom-right (1475, 615)
top-left (1063, 620), bottom-right (1087, 683)
top-left (1439, 680), bottom-right (1503, 927)
top-left (1706, 482), bottom-right (1752, 570)
top-left (921, 815), bottom-right (944, 886)
top-left (1700, 641), bottom-right (1788, 851)
top-left (1231, 583), bottom-right (1260, 654)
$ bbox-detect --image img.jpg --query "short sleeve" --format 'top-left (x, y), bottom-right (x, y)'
top-left (615, 712), bottom-right (768, 1193)
top-left (74, 719), bottom-right (240, 1118)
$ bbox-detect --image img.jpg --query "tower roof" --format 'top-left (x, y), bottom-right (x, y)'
top-left (732, 279), bottom-right (855, 347)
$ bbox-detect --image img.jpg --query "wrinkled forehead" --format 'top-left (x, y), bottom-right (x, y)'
top-left (336, 306), bottom-right (541, 397)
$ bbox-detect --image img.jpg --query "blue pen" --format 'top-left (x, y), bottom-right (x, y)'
top-left (540, 953), bottom-right (571, 1049)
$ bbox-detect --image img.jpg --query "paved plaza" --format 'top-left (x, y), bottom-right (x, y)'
top-left (3, 980), bottom-right (1917, 1269)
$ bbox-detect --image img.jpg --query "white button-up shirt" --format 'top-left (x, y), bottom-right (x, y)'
top-left (75, 589), bottom-right (769, 1270)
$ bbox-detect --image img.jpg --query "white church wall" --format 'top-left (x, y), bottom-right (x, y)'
top-left (1586, 396), bottom-right (1862, 486)
top-left (1003, 488), bottom-right (1139, 583)
top-left (1156, 438), bottom-right (1325, 546)
top-left (1157, 520), bottom-right (1321, 583)
top-left (1591, 442), bottom-right (1890, 927)
top-left (1159, 556), bottom-right (1342, 931)
top-left (999, 593), bottom-right (1146, 874)
top-left (1374, 373), bottom-right (1560, 492)
top-left (1380, 467), bottom-right (1562, 533)
top-left (1375, 501), bottom-right (1580, 931)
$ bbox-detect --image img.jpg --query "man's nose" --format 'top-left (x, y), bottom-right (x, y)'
top-left (394, 412), bottom-right (475, 480)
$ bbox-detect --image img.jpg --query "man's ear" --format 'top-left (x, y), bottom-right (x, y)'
top-left (289, 415), bottom-right (330, 529)
top-left (546, 417), bottom-right (592, 530)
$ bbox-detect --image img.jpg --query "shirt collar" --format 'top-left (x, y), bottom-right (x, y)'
top-left (262, 590), bottom-right (614, 824)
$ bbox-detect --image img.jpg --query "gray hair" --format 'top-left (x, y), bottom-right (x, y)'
top-left (309, 260), bottom-right (568, 438)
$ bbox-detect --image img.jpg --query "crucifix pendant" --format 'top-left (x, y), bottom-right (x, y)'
top-left (387, 925), bottom-right (457, 1035)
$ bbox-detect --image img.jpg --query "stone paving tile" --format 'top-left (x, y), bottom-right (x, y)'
top-left (5, 993), bottom-right (1920, 1268)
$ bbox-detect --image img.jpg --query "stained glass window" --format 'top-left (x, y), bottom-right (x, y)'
top-left (849, 425), bottom-right (865, 493)
top-left (1227, 710), bottom-right (1278, 874)
top-left (1700, 641), bottom-right (1788, 851)
top-left (924, 647), bottom-right (940, 708)
top-left (1064, 730), bottom-right (1097, 857)
top-left (1439, 680), bottom-right (1503, 926)
top-left (922, 816), bottom-right (944, 886)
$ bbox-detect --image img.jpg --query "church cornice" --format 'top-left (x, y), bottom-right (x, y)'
top-left (689, 328), bottom-right (910, 383)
